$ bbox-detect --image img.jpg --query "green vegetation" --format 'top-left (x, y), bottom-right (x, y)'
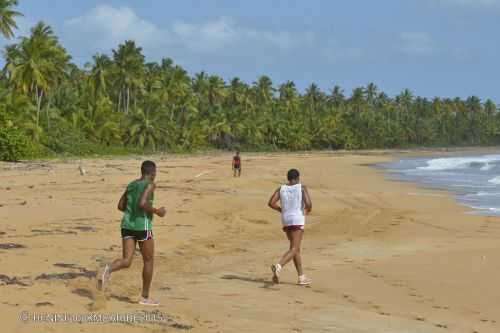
top-left (1, 3), bottom-right (499, 161)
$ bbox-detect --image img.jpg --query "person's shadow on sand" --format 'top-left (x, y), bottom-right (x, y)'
top-left (221, 274), bottom-right (291, 289)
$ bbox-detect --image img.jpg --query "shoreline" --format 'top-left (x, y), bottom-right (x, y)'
top-left (1, 151), bottom-right (500, 332)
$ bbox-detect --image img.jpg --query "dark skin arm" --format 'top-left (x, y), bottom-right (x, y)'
top-left (302, 185), bottom-right (312, 213)
top-left (139, 183), bottom-right (166, 217)
top-left (268, 188), bottom-right (282, 213)
top-left (117, 190), bottom-right (127, 212)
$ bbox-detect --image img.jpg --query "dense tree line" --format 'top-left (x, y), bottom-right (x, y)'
top-left (1, 1), bottom-right (499, 160)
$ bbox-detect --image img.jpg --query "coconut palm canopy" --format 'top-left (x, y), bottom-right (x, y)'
top-left (0, 2), bottom-right (499, 160)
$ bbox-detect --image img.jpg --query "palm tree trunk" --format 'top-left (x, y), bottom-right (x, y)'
top-left (117, 91), bottom-right (122, 113)
top-left (126, 87), bottom-right (130, 114)
top-left (46, 96), bottom-right (52, 130)
top-left (35, 86), bottom-right (44, 128)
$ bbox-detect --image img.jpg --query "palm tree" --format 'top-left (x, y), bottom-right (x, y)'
top-left (207, 75), bottom-right (226, 107)
top-left (5, 21), bottom-right (70, 129)
top-left (125, 108), bottom-right (166, 150)
top-left (465, 95), bottom-right (482, 144)
top-left (328, 85), bottom-right (345, 107)
top-left (365, 82), bottom-right (378, 106)
top-left (0, 0), bottom-right (22, 39)
top-left (86, 53), bottom-right (112, 99)
top-left (112, 40), bottom-right (145, 114)
top-left (253, 75), bottom-right (274, 106)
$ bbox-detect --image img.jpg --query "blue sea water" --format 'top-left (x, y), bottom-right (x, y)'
top-left (380, 153), bottom-right (500, 216)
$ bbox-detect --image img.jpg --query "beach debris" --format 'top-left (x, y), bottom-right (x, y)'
top-left (78, 165), bottom-right (86, 176)
top-left (30, 229), bottom-right (77, 236)
top-left (28, 185), bottom-right (34, 189)
top-left (73, 226), bottom-right (96, 232)
top-left (0, 243), bottom-right (25, 250)
top-left (53, 263), bottom-right (80, 269)
top-left (35, 302), bottom-right (53, 307)
top-left (36, 270), bottom-right (96, 281)
top-left (36, 264), bottom-right (96, 280)
top-left (6, 187), bottom-right (10, 190)
top-left (435, 323), bottom-right (448, 329)
top-left (171, 323), bottom-right (194, 330)
top-left (194, 171), bottom-right (211, 178)
top-left (20, 200), bottom-right (27, 206)
top-left (0, 274), bottom-right (29, 286)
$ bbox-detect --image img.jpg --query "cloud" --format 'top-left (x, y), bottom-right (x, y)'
top-left (398, 32), bottom-right (437, 56)
top-left (172, 17), bottom-right (237, 52)
top-left (64, 5), bottom-right (165, 51)
top-left (63, 5), bottom-right (315, 58)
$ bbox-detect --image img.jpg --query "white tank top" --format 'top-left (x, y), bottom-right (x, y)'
top-left (280, 184), bottom-right (305, 226)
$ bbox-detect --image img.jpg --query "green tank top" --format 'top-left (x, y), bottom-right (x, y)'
top-left (121, 179), bottom-right (154, 231)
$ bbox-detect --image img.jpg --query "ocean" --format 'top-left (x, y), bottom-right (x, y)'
top-left (380, 153), bottom-right (500, 216)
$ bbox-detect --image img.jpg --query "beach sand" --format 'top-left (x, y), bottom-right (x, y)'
top-left (1, 151), bottom-right (499, 333)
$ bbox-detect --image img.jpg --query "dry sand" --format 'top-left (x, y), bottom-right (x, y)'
top-left (1, 151), bottom-right (499, 333)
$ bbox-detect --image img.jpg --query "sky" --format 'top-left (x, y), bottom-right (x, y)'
top-left (2, 0), bottom-right (500, 101)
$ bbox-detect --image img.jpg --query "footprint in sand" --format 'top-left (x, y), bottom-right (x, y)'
top-left (367, 301), bottom-right (381, 310)
top-left (342, 294), bottom-right (357, 304)
top-left (435, 323), bottom-right (448, 329)
top-left (109, 294), bottom-right (136, 304)
top-left (72, 288), bottom-right (93, 300)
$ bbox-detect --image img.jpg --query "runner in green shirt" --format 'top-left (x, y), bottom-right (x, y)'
top-left (98, 160), bottom-right (166, 306)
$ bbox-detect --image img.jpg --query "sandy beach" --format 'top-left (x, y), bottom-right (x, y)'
top-left (1, 151), bottom-right (500, 333)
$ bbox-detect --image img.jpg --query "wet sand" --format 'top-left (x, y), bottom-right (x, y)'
top-left (1, 151), bottom-right (500, 333)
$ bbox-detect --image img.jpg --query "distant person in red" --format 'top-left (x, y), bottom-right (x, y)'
top-left (232, 150), bottom-right (242, 177)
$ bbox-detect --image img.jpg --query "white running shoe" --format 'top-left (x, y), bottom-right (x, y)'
top-left (298, 275), bottom-right (312, 286)
top-left (271, 264), bottom-right (282, 284)
top-left (139, 297), bottom-right (160, 306)
top-left (97, 264), bottom-right (110, 291)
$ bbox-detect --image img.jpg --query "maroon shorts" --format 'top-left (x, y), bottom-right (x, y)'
top-left (282, 225), bottom-right (304, 232)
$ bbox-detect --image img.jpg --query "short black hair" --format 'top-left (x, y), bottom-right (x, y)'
top-left (141, 160), bottom-right (156, 175)
top-left (287, 169), bottom-right (300, 181)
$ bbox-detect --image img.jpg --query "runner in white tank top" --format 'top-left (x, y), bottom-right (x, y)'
top-left (280, 183), bottom-right (305, 229)
top-left (268, 169), bottom-right (312, 286)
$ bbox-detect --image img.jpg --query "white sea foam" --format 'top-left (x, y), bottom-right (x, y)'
top-left (481, 163), bottom-right (494, 171)
top-left (470, 206), bottom-right (500, 213)
top-left (488, 176), bottom-right (500, 185)
top-left (452, 184), bottom-right (496, 189)
top-left (419, 155), bottom-right (500, 171)
top-left (476, 191), bottom-right (500, 197)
